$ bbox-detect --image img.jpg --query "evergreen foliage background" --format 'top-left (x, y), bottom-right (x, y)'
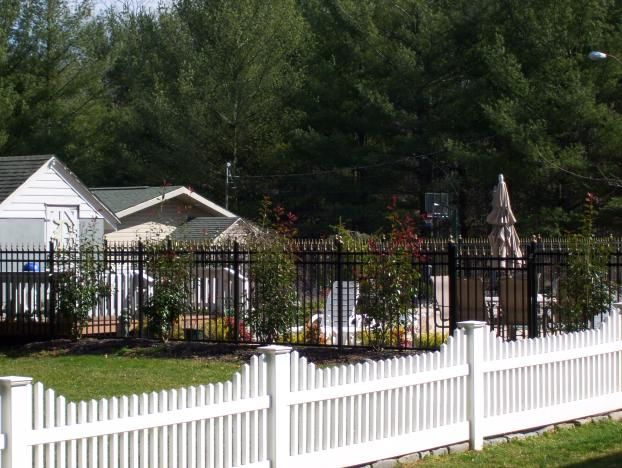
top-left (3, 0), bottom-right (622, 236)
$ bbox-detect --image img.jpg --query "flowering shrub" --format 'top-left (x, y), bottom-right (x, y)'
top-left (246, 196), bottom-right (298, 343)
top-left (356, 196), bottom-right (423, 349)
top-left (290, 319), bottom-right (328, 345)
top-left (186, 317), bottom-right (253, 341)
top-left (358, 328), bottom-right (447, 349)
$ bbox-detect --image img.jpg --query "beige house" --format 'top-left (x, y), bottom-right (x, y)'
top-left (91, 186), bottom-right (235, 243)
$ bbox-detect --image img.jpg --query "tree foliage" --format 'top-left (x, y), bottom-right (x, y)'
top-left (0, 1), bottom-right (111, 178)
top-left (2, 1), bottom-right (622, 235)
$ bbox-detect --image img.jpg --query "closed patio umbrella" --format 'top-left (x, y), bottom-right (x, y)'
top-left (486, 174), bottom-right (523, 268)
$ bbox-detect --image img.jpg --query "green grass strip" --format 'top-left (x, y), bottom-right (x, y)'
top-left (0, 353), bottom-right (241, 401)
top-left (402, 420), bottom-right (622, 467)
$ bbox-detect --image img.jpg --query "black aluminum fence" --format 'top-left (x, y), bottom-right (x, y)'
top-left (1, 238), bottom-right (621, 349)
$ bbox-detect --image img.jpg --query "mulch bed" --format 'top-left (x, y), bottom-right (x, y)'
top-left (9, 338), bottom-right (422, 367)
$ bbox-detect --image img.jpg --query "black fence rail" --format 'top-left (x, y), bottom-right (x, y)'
top-left (1, 238), bottom-right (621, 349)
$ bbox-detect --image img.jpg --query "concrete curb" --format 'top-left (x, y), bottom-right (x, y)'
top-left (354, 409), bottom-right (622, 467)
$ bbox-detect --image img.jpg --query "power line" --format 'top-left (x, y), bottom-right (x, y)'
top-left (534, 148), bottom-right (622, 188)
top-left (234, 157), bottom-right (411, 179)
top-left (233, 135), bottom-right (496, 180)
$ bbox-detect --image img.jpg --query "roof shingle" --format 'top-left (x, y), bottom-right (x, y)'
top-left (90, 186), bottom-right (182, 213)
top-left (171, 217), bottom-right (240, 241)
top-left (0, 155), bottom-right (53, 204)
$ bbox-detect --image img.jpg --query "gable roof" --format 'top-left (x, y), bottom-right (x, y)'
top-left (90, 186), bottom-right (182, 213)
top-left (0, 155), bottom-right (54, 204)
top-left (0, 155), bottom-right (119, 228)
top-left (171, 217), bottom-right (241, 241)
top-left (91, 186), bottom-right (236, 218)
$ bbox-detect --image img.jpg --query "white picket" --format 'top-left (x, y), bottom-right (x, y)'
top-left (188, 386), bottom-right (197, 468)
top-left (118, 396), bottom-right (129, 468)
top-left (259, 356), bottom-right (268, 464)
top-left (33, 382), bottom-right (44, 468)
top-left (290, 356), bottom-right (298, 456)
top-left (148, 392), bottom-right (158, 468)
top-left (328, 366), bottom-right (336, 451)
top-left (53, 395), bottom-right (65, 468)
top-left (196, 385), bottom-right (206, 468)
top-left (97, 398), bottom-right (108, 468)
top-left (354, 363), bottom-right (363, 443)
top-left (205, 385), bottom-right (214, 468)
top-left (77, 401), bottom-right (88, 468)
top-left (1, 310), bottom-right (621, 468)
top-left (315, 367), bottom-right (324, 451)
top-left (109, 397), bottom-right (119, 468)
top-left (45, 388), bottom-right (55, 466)
top-left (67, 402), bottom-right (77, 468)
top-left (223, 382), bottom-right (232, 468)
top-left (248, 356), bottom-right (258, 465)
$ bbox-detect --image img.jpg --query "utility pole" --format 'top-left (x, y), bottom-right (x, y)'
top-left (225, 161), bottom-right (232, 210)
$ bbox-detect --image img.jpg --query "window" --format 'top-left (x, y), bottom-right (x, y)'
top-left (45, 206), bottom-right (79, 248)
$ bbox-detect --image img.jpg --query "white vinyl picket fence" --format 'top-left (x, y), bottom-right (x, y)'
top-left (1, 307), bottom-right (622, 468)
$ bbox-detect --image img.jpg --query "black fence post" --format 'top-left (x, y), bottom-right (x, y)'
top-left (233, 240), bottom-right (240, 343)
top-left (448, 240), bottom-right (458, 334)
top-left (527, 240), bottom-right (539, 338)
top-left (336, 239), bottom-right (344, 349)
top-left (48, 240), bottom-right (56, 338)
top-left (138, 241), bottom-right (144, 337)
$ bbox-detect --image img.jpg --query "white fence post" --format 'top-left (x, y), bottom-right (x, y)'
top-left (0, 376), bottom-right (33, 468)
top-left (260, 345), bottom-right (292, 468)
top-left (458, 321), bottom-right (486, 450)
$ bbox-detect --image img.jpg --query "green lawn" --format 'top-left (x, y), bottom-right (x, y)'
top-left (403, 420), bottom-right (622, 467)
top-left (2, 346), bottom-right (621, 468)
top-left (0, 351), bottom-right (241, 401)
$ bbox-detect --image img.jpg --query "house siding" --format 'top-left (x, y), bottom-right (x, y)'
top-left (104, 222), bottom-right (176, 244)
top-left (0, 163), bottom-right (101, 221)
top-left (0, 219), bottom-right (44, 245)
top-left (79, 218), bottom-right (104, 245)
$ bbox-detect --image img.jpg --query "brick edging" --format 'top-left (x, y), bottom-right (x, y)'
top-left (355, 409), bottom-right (622, 467)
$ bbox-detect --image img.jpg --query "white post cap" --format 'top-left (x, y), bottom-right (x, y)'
top-left (457, 321), bottom-right (487, 329)
top-left (258, 345), bottom-right (292, 355)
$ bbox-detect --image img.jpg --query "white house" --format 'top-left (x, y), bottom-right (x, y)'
top-left (0, 155), bottom-right (119, 247)
top-left (90, 185), bottom-right (237, 243)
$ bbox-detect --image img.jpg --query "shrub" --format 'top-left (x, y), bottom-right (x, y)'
top-left (143, 246), bottom-right (192, 342)
top-left (354, 196), bottom-right (423, 349)
top-left (56, 238), bottom-right (109, 340)
top-left (554, 237), bottom-right (613, 332)
top-left (245, 196), bottom-right (298, 343)
top-left (358, 328), bottom-right (447, 349)
top-left (416, 331), bottom-right (448, 349)
top-left (247, 240), bottom-right (297, 343)
top-left (289, 319), bottom-right (328, 345)
top-left (553, 193), bottom-right (614, 332)
top-left (199, 317), bottom-right (253, 342)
